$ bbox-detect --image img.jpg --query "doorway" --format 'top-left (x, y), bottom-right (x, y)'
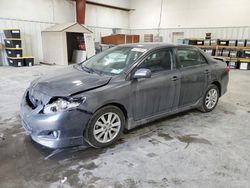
top-left (66, 32), bottom-right (85, 64)
top-left (172, 32), bottom-right (184, 44)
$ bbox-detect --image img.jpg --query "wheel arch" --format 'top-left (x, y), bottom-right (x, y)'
top-left (211, 80), bottom-right (221, 97)
top-left (97, 102), bottom-right (128, 121)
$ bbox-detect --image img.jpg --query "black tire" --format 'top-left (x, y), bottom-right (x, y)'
top-left (198, 84), bottom-right (219, 113)
top-left (84, 105), bottom-right (125, 148)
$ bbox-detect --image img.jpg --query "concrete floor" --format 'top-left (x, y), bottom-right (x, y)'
top-left (0, 65), bottom-right (250, 188)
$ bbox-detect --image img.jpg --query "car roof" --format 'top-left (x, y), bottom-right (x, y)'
top-left (118, 42), bottom-right (193, 50)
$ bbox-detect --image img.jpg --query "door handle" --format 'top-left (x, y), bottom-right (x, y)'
top-left (171, 76), bottom-right (179, 81)
top-left (204, 69), bottom-right (210, 74)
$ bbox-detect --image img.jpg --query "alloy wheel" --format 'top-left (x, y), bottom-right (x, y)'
top-left (93, 112), bottom-right (121, 143)
top-left (205, 88), bottom-right (218, 109)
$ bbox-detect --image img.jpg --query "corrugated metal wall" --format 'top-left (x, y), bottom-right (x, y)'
top-left (0, 20), bottom-right (130, 65)
top-left (0, 18), bottom-right (54, 65)
top-left (130, 27), bottom-right (250, 43)
top-left (1, 18), bottom-right (250, 66)
top-left (87, 26), bottom-right (131, 42)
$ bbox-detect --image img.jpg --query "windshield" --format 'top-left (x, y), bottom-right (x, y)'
top-left (81, 46), bottom-right (147, 75)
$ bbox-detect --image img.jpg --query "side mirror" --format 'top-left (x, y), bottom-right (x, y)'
top-left (133, 68), bottom-right (152, 79)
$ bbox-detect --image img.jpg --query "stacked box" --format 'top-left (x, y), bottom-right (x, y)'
top-left (7, 57), bottom-right (24, 67)
top-left (196, 40), bottom-right (204, 45)
top-left (4, 39), bottom-right (22, 48)
top-left (243, 50), bottom-right (250, 58)
top-left (4, 29), bottom-right (23, 67)
top-left (204, 40), bottom-right (211, 46)
top-left (210, 39), bottom-right (219, 46)
top-left (240, 63), bottom-right (250, 70)
top-left (229, 62), bottom-right (237, 69)
top-left (5, 48), bottom-right (23, 58)
top-left (229, 40), bottom-right (237, 46)
top-left (217, 49), bottom-right (223, 56)
top-left (144, 34), bottom-right (153, 42)
top-left (3, 28), bottom-right (34, 67)
top-left (23, 56), bottom-right (34, 66)
top-left (246, 40), bottom-right (250, 47)
top-left (237, 40), bottom-right (246, 47)
top-left (230, 50), bottom-right (238, 58)
top-left (222, 49), bottom-right (230, 57)
top-left (3, 29), bottom-right (21, 39)
top-left (187, 39), bottom-right (197, 45)
top-left (204, 49), bottom-right (214, 56)
top-left (219, 40), bottom-right (229, 46)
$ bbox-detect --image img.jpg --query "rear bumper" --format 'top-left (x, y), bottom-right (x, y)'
top-left (20, 91), bottom-right (92, 149)
top-left (220, 72), bottom-right (229, 97)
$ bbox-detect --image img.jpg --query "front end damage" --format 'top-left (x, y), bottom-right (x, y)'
top-left (20, 89), bottom-right (91, 149)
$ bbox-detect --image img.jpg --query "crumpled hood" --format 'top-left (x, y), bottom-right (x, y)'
top-left (30, 66), bottom-right (112, 97)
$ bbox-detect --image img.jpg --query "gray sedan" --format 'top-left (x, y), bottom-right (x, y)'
top-left (20, 43), bottom-right (229, 148)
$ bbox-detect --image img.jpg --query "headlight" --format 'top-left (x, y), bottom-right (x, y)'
top-left (43, 97), bottom-right (86, 114)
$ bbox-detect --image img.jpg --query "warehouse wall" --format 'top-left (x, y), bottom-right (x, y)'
top-left (85, 0), bottom-right (130, 42)
top-left (0, 0), bottom-right (75, 23)
top-left (130, 27), bottom-right (250, 43)
top-left (0, 0), bottom-right (75, 65)
top-left (0, 0), bottom-right (131, 65)
top-left (87, 0), bottom-right (130, 9)
top-left (86, 4), bottom-right (129, 28)
top-left (129, 0), bottom-right (250, 29)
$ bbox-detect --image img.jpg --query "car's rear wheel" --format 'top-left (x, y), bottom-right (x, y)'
top-left (198, 84), bottom-right (219, 112)
top-left (84, 105), bottom-right (125, 148)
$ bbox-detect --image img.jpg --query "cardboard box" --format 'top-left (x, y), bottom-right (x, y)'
top-left (144, 34), bottom-right (153, 42)
top-left (101, 34), bottom-right (140, 45)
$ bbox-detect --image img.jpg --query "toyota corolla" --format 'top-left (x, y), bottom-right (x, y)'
top-left (20, 43), bottom-right (229, 148)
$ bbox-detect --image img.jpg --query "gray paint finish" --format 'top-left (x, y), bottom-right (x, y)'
top-left (20, 43), bottom-right (229, 148)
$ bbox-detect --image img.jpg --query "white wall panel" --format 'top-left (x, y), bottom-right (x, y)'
top-left (87, 26), bottom-right (130, 42)
top-left (85, 4), bottom-right (129, 29)
top-left (87, 0), bottom-right (130, 8)
top-left (130, 27), bottom-right (250, 43)
top-left (130, 0), bottom-right (250, 29)
top-left (0, 0), bottom-right (75, 23)
top-left (0, 0), bottom-right (75, 65)
top-left (0, 19), bottom-right (54, 65)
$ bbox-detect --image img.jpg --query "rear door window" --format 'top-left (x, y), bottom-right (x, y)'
top-left (177, 48), bottom-right (201, 68)
top-left (138, 49), bottom-right (174, 73)
top-left (199, 53), bottom-right (208, 65)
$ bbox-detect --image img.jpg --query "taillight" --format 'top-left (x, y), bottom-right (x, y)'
top-left (225, 66), bottom-right (230, 73)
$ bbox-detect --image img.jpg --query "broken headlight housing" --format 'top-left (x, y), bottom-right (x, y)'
top-left (43, 97), bottom-right (86, 114)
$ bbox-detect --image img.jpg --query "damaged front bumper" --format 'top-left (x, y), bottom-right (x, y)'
top-left (20, 91), bottom-right (92, 149)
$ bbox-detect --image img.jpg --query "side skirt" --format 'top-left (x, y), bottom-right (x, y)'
top-left (126, 99), bottom-right (202, 130)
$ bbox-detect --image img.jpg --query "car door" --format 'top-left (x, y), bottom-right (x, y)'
top-left (176, 47), bottom-right (209, 108)
top-left (130, 48), bottom-right (181, 121)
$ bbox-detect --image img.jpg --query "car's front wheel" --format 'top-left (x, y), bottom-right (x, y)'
top-left (199, 84), bottom-right (219, 112)
top-left (84, 105), bottom-right (125, 148)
